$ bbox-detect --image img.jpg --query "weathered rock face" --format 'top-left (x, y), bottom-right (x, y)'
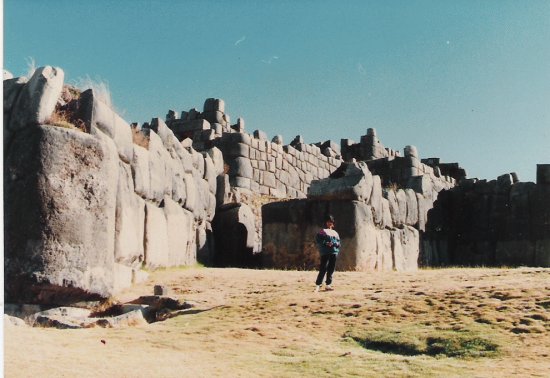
top-left (423, 168), bottom-right (550, 267)
top-left (4, 68), bottom-right (219, 303)
top-left (263, 161), bottom-right (423, 271)
top-left (8, 66), bottom-right (64, 132)
top-left (5, 125), bottom-right (118, 302)
top-left (262, 199), bottom-right (420, 272)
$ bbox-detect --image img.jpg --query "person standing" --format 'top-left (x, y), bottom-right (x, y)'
top-left (314, 215), bottom-right (341, 292)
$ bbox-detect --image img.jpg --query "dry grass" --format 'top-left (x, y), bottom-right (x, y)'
top-left (132, 126), bottom-right (150, 149)
top-left (45, 85), bottom-right (86, 132)
top-left (45, 109), bottom-right (86, 132)
top-left (5, 267), bottom-right (550, 377)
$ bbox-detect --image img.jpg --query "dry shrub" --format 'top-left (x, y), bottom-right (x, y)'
top-left (45, 84), bottom-right (87, 132)
top-left (46, 109), bottom-right (86, 133)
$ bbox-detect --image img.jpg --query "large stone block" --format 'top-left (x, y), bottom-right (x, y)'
top-left (183, 173), bottom-right (199, 214)
top-left (5, 125), bottom-right (118, 302)
top-left (262, 199), bottom-right (382, 271)
top-left (4, 76), bottom-right (27, 124)
top-left (392, 226), bottom-right (419, 271)
top-left (405, 189), bottom-right (419, 226)
top-left (263, 171), bottom-right (277, 188)
top-left (227, 142), bottom-right (250, 158)
top-left (170, 119), bottom-right (211, 140)
top-left (144, 203), bottom-right (170, 268)
top-left (164, 197), bottom-right (196, 267)
top-left (131, 145), bottom-right (151, 199)
top-left (216, 174), bottom-right (231, 206)
top-left (228, 157), bottom-right (253, 179)
top-left (309, 163), bottom-right (373, 202)
top-left (78, 89), bottom-right (134, 164)
top-left (202, 110), bottom-right (225, 125)
top-left (9, 66), bottom-right (64, 132)
top-left (115, 162), bottom-right (145, 268)
top-left (370, 176), bottom-right (384, 224)
top-left (205, 146), bottom-right (225, 176)
top-left (203, 98), bottom-right (225, 113)
top-left (203, 154), bottom-right (218, 194)
top-left (381, 198), bottom-right (392, 229)
top-left (253, 129), bottom-right (267, 140)
top-left (147, 131), bottom-right (170, 204)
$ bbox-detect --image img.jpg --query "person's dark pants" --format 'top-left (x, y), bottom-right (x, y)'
top-left (316, 254), bottom-right (337, 286)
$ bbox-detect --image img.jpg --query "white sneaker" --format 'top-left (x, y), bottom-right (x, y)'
top-left (314, 285), bottom-right (321, 292)
top-left (325, 285), bottom-right (334, 291)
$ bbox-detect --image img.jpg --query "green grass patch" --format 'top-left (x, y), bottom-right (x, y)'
top-left (347, 325), bottom-right (500, 359)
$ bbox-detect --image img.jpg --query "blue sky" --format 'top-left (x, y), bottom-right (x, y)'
top-left (4, 0), bottom-right (550, 182)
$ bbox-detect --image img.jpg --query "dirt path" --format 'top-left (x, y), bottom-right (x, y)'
top-left (5, 267), bottom-right (550, 377)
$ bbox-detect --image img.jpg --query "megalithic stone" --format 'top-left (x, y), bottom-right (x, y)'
top-left (9, 66), bottom-right (64, 132)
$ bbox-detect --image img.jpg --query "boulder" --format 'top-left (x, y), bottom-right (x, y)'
top-left (9, 66), bottom-right (64, 132)
top-left (99, 309), bottom-right (148, 328)
top-left (4, 125), bottom-right (118, 302)
top-left (376, 230), bottom-right (393, 271)
top-left (4, 315), bottom-right (27, 327)
top-left (26, 307), bottom-right (91, 327)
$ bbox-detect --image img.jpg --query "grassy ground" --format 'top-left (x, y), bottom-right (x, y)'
top-left (4, 267), bottom-right (550, 377)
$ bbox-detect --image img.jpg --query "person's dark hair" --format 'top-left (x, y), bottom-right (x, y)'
top-left (324, 215), bottom-right (335, 224)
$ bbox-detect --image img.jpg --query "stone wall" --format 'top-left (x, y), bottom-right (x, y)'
top-left (423, 166), bottom-right (550, 267)
top-left (166, 99), bottom-right (342, 199)
top-left (4, 67), bottom-right (221, 303)
top-left (5, 66), bottom-right (548, 305)
top-left (165, 99), bottom-right (343, 266)
top-left (263, 161), bottom-right (427, 271)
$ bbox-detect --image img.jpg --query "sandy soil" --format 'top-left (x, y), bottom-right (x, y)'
top-left (4, 267), bottom-right (550, 377)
